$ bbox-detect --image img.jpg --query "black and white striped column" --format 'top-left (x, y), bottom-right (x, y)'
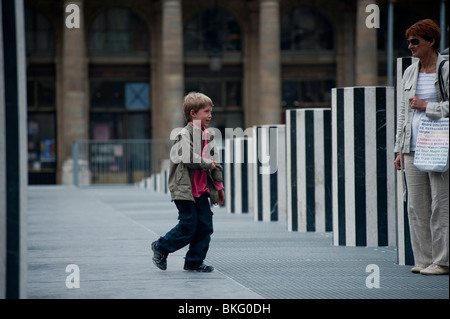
top-left (146, 174), bottom-right (158, 192)
top-left (224, 137), bottom-right (252, 214)
top-left (331, 86), bottom-right (396, 247)
top-left (251, 125), bottom-right (286, 222)
top-left (1, 0), bottom-right (28, 298)
top-left (286, 109), bottom-right (332, 232)
top-left (396, 57), bottom-right (418, 265)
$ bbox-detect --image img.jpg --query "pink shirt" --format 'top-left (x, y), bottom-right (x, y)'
top-left (190, 123), bottom-right (223, 198)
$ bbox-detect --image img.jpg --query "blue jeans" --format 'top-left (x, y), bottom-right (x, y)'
top-left (157, 194), bottom-right (214, 266)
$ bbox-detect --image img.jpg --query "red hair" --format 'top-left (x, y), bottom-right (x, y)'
top-left (405, 19), bottom-right (441, 51)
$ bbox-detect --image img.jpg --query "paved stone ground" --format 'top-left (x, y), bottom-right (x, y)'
top-left (27, 185), bottom-right (448, 299)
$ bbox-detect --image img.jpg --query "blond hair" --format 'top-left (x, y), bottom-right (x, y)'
top-left (183, 92), bottom-right (214, 122)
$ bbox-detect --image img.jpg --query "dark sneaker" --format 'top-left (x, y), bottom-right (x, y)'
top-left (184, 262), bottom-right (214, 272)
top-left (151, 241), bottom-right (167, 271)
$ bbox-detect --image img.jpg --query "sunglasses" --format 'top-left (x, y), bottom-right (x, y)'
top-left (406, 38), bottom-right (420, 46)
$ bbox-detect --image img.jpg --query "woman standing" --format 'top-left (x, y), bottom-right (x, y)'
top-left (394, 19), bottom-right (449, 275)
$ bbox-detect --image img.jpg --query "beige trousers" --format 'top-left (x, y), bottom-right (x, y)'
top-left (404, 152), bottom-right (449, 267)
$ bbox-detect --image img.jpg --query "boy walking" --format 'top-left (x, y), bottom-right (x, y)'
top-left (151, 92), bottom-right (225, 272)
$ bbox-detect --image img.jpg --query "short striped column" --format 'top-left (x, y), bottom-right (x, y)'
top-left (161, 159), bottom-right (170, 194)
top-left (234, 137), bottom-right (251, 213)
top-left (146, 175), bottom-right (154, 191)
top-left (161, 169), bottom-right (169, 194)
top-left (153, 173), bottom-right (162, 192)
top-left (331, 86), bottom-right (396, 247)
top-left (224, 137), bottom-right (252, 214)
top-left (396, 57), bottom-right (418, 265)
top-left (286, 109), bottom-right (332, 232)
top-left (252, 125), bottom-right (287, 222)
top-left (145, 171), bottom-right (167, 193)
top-left (224, 139), bottom-right (233, 212)
top-left (143, 177), bottom-right (151, 189)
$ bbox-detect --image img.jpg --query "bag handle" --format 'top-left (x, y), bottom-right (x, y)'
top-left (438, 60), bottom-right (448, 101)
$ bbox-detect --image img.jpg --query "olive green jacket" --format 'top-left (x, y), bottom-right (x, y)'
top-left (168, 122), bottom-right (223, 204)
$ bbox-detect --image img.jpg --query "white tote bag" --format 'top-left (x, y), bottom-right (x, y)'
top-left (413, 116), bottom-right (449, 173)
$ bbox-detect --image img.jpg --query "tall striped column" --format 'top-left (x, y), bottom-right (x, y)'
top-left (252, 125), bottom-right (286, 222)
top-left (1, 0), bottom-right (28, 298)
top-left (331, 87), bottom-right (396, 247)
top-left (396, 57), bottom-right (418, 265)
top-left (286, 109), bottom-right (332, 232)
top-left (224, 137), bottom-right (252, 214)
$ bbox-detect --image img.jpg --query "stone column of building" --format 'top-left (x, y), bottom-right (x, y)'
top-left (355, 0), bottom-right (378, 86)
top-left (258, 0), bottom-right (281, 125)
top-left (243, 0), bottom-right (260, 129)
top-left (158, 0), bottom-right (184, 140)
top-left (336, 8), bottom-right (356, 88)
top-left (59, 0), bottom-right (88, 184)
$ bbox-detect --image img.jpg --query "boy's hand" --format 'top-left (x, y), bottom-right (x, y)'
top-left (210, 161), bottom-right (216, 170)
top-left (218, 189), bottom-right (225, 206)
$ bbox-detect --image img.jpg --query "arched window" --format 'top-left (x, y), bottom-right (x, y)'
top-left (184, 7), bottom-right (243, 136)
top-left (281, 7), bottom-right (334, 51)
top-left (25, 7), bottom-right (55, 58)
top-left (89, 8), bottom-right (149, 55)
top-left (184, 8), bottom-right (242, 53)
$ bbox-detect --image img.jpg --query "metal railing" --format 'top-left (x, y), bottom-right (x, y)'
top-left (72, 139), bottom-right (172, 186)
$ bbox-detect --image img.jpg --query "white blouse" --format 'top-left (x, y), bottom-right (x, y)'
top-left (410, 72), bottom-right (438, 151)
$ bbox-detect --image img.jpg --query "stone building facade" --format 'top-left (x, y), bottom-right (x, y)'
top-left (24, 0), bottom-right (445, 184)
